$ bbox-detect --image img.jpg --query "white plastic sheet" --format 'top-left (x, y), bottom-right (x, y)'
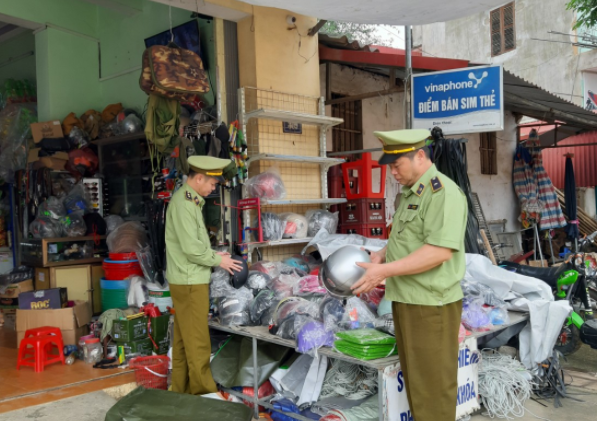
top-left (239, 0), bottom-right (511, 25)
top-left (464, 254), bottom-right (571, 370)
top-left (302, 229), bottom-right (387, 260)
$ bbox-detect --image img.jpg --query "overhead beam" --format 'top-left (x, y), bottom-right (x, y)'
top-left (325, 86), bottom-right (404, 105)
top-left (319, 45), bottom-right (469, 72)
top-left (308, 19), bottom-right (328, 36)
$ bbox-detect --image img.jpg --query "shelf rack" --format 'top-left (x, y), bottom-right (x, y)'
top-left (238, 88), bottom-right (347, 262)
top-left (209, 311), bottom-right (530, 421)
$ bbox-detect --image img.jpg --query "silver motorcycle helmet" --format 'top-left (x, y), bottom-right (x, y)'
top-left (319, 246), bottom-right (371, 298)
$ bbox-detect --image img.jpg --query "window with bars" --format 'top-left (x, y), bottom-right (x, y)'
top-left (480, 132), bottom-right (498, 175)
top-left (331, 94), bottom-right (363, 160)
top-left (490, 2), bottom-right (516, 57)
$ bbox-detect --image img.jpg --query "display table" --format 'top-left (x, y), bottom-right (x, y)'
top-left (208, 311), bottom-right (529, 421)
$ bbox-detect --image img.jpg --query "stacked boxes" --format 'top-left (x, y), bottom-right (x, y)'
top-left (112, 314), bottom-right (171, 357)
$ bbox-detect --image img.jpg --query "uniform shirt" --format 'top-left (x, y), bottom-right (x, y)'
top-left (165, 183), bottom-right (222, 285)
top-left (385, 164), bottom-right (467, 306)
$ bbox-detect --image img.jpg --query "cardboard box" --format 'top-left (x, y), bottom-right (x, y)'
top-left (2, 313), bottom-right (16, 330)
top-left (30, 120), bottom-right (63, 144)
top-left (33, 156), bottom-right (68, 171)
top-left (28, 148), bottom-right (69, 164)
top-left (19, 288), bottom-right (67, 310)
top-left (16, 300), bottom-right (91, 345)
top-left (0, 279), bottom-right (34, 309)
top-left (35, 268), bottom-right (51, 290)
top-left (112, 317), bottom-right (148, 343)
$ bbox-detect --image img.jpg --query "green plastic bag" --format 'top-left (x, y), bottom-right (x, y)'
top-left (334, 340), bottom-right (397, 360)
top-left (104, 386), bottom-right (253, 421)
top-left (335, 328), bottom-right (396, 345)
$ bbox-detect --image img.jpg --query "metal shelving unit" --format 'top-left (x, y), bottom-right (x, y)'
top-left (238, 88), bottom-right (346, 261)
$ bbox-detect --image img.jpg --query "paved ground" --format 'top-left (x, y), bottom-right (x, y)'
top-left (1, 371), bottom-right (595, 421)
top-left (562, 344), bottom-right (597, 373)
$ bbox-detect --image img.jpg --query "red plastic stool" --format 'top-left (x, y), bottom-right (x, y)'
top-left (17, 335), bottom-right (65, 372)
top-left (24, 326), bottom-right (63, 339)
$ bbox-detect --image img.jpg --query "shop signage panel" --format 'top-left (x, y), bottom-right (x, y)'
top-left (383, 336), bottom-right (480, 420)
top-left (412, 65), bottom-right (503, 135)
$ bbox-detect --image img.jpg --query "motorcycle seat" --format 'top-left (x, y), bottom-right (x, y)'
top-left (498, 261), bottom-right (572, 289)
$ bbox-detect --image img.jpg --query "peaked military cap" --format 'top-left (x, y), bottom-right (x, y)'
top-left (375, 129), bottom-right (431, 165)
top-left (188, 156), bottom-right (231, 182)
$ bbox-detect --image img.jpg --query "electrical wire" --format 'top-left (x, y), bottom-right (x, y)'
top-left (478, 349), bottom-right (549, 420)
top-left (319, 360), bottom-right (378, 401)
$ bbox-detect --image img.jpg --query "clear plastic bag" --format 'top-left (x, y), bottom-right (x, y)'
top-left (461, 298), bottom-right (492, 331)
top-left (306, 210), bottom-right (339, 237)
top-left (218, 286), bottom-right (253, 326)
top-left (254, 212), bottom-right (284, 242)
top-left (270, 273), bottom-right (303, 299)
top-left (339, 297), bottom-right (377, 329)
top-left (249, 289), bottom-right (276, 326)
top-left (460, 278), bottom-right (505, 307)
top-left (37, 197), bottom-right (66, 220)
top-left (250, 261), bottom-right (280, 278)
top-left (68, 126), bottom-right (90, 149)
top-left (336, 328), bottom-right (396, 345)
top-left (359, 288), bottom-right (385, 312)
top-left (245, 168), bottom-right (286, 200)
top-left (373, 314), bottom-right (395, 336)
top-left (293, 275), bottom-right (327, 296)
top-left (59, 214), bottom-right (87, 237)
top-left (104, 215), bottom-right (125, 234)
top-left (63, 183), bottom-right (90, 215)
top-left (319, 296), bottom-right (346, 333)
top-left (297, 320), bottom-right (334, 353)
top-left (279, 212), bottom-right (309, 239)
top-left (489, 306), bottom-right (510, 325)
top-left (0, 103), bottom-right (36, 183)
top-left (282, 256), bottom-right (310, 273)
top-left (246, 271), bottom-right (271, 295)
top-left (106, 221), bottom-right (148, 253)
top-left (136, 245), bottom-right (158, 284)
top-left (209, 267), bottom-right (234, 299)
top-left (29, 217), bottom-right (63, 239)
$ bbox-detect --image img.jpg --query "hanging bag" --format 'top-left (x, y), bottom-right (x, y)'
top-left (140, 43), bottom-right (210, 101)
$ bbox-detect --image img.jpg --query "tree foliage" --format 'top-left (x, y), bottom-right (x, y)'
top-left (567, 0), bottom-right (597, 29)
top-left (320, 21), bottom-right (396, 47)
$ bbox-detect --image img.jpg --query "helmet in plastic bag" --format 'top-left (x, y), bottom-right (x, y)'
top-left (246, 171), bottom-right (286, 200)
top-left (319, 296), bottom-right (345, 331)
top-left (297, 321), bottom-right (334, 353)
top-left (319, 246), bottom-right (371, 298)
top-left (29, 217), bottom-right (63, 239)
top-left (246, 271), bottom-right (271, 295)
top-left (307, 209), bottom-right (338, 236)
top-left (59, 214), bottom-right (87, 237)
top-left (280, 213), bottom-right (308, 239)
top-left (283, 256), bottom-right (310, 273)
top-left (254, 212), bottom-right (284, 242)
top-left (230, 255), bottom-right (249, 289)
top-left (250, 290), bottom-right (276, 325)
top-left (218, 296), bottom-right (249, 326)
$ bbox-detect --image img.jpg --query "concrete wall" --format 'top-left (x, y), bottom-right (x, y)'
top-left (0, 31), bottom-right (36, 87)
top-left (465, 111), bottom-right (520, 232)
top-left (319, 64), bottom-right (521, 231)
top-left (413, 0), bottom-right (597, 107)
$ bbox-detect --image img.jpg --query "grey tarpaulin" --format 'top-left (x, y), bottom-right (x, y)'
top-left (210, 335), bottom-right (291, 388)
top-left (104, 387), bottom-right (252, 421)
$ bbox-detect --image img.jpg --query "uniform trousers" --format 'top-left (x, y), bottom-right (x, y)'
top-left (170, 284), bottom-right (217, 395)
top-left (391, 300), bottom-right (462, 421)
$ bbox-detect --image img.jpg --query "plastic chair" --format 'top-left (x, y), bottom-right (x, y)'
top-left (24, 326), bottom-right (63, 339)
top-left (17, 335), bottom-right (65, 372)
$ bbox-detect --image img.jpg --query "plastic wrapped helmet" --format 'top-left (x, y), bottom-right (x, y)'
top-left (307, 210), bottom-right (338, 236)
top-left (246, 171), bottom-right (286, 200)
top-left (246, 271), bottom-right (271, 295)
top-left (29, 217), bottom-right (63, 239)
top-left (230, 255), bottom-right (249, 289)
top-left (254, 213), bottom-right (284, 241)
top-left (319, 246), bottom-right (371, 298)
top-left (280, 213), bottom-right (309, 239)
top-left (59, 214), bottom-right (87, 237)
top-left (250, 290), bottom-right (276, 325)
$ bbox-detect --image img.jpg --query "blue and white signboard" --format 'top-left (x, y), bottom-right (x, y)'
top-left (412, 65), bottom-right (504, 135)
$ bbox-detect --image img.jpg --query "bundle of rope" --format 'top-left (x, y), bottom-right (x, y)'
top-left (478, 350), bottom-right (534, 419)
top-left (319, 360), bottom-right (378, 401)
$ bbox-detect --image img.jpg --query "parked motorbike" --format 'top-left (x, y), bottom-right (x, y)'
top-left (500, 254), bottom-right (595, 356)
top-left (578, 233), bottom-right (597, 308)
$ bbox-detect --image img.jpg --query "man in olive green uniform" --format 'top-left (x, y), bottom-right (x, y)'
top-left (352, 129), bottom-right (467, 421)
top-left (166, 155), bottom-right (242, 395)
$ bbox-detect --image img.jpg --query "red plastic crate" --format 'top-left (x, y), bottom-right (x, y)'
top-left (338, 223), bottom-right (388, 239)
top-left (340, 198), bottom-right (386, 225)
top-left (341, 153), bottom-right (386, 200)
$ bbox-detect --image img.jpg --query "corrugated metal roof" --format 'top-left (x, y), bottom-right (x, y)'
top-left (318, 33), bottom-right (381, 53)
top-left (542, 132), bottom-right (597, 188)
top-left (503, 70), bottom-right (597, 131)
